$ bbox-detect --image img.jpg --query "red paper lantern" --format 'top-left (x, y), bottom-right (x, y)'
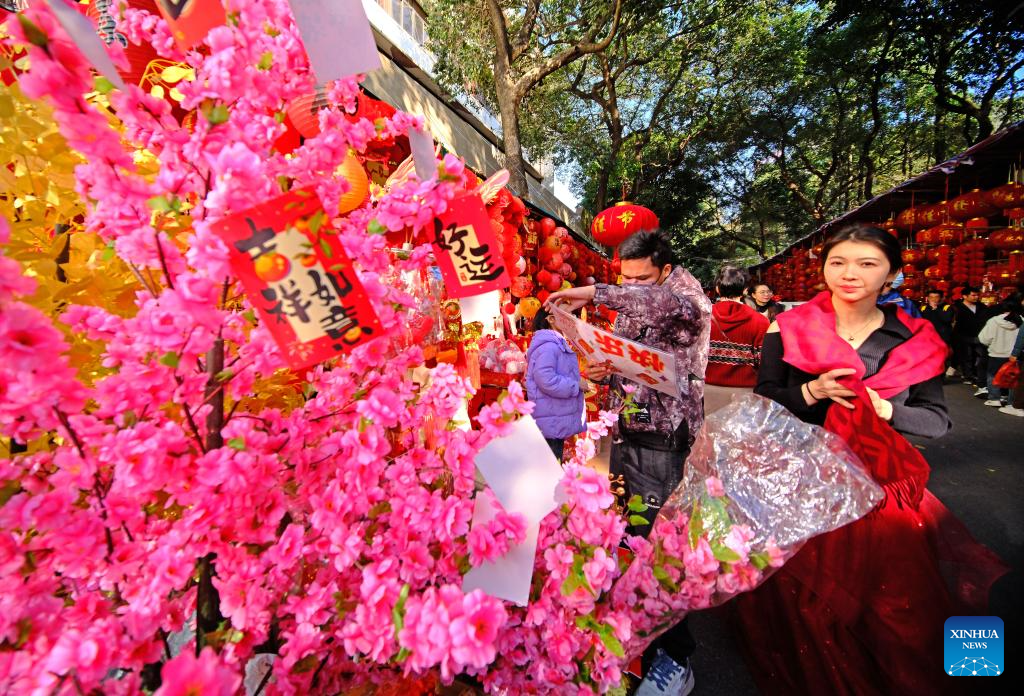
top-left (936, 224), bottom-right (962, 246)
top-left (948, 190), bottom-right (997, 221)
top-left (903, 248), bottom-right (925, 266)
top-left (590, 202), bottom-right (659, 247)
top-left (540, 218), bottom-right (557, 235)
top-left (88, 1), bottom-right (161, 86)
top-left (991, 229), bottom-right (1024, 251)
top-left (986, 182), bottom-right (1024, 209)
top-left (895, 207), bottom-right (920, 231)
top-left (964, 217), bottom-right (989, 232)
top-left (918, 203), bottom-right (946, 227)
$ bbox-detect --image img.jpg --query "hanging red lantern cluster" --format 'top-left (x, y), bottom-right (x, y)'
top-left (590, 202), bottom-right (659, 247)
top-left (952, 239), bottom-right (986, 286)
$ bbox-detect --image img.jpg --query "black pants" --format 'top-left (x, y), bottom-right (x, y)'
top-left (545, 437), bottom-right (564, 461)
top-left (955, 337), bottom-right (986, 384)
top-left (610, 437), bottom-right (697, 665)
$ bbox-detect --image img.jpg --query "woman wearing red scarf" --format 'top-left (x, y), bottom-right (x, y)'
top-left (733, 224), bottom-right (1006, 695)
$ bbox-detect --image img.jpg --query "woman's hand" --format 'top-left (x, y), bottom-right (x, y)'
top-left (586, 361), bottom-right (614, 382)
top-left (806, 368), bottom-right (858, 409)
top-left (545, 285), bottom-right (596, 312)
top-left (865, 387), bottom-right (893, 421)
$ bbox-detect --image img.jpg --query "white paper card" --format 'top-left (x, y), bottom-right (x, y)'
top-left (46, 0), bottom-right (127, 92)
top-left (408, 125), bottom-right (436, 181)
top-left (462, 492), bottom-right (540, 607)
top-left (288, 0), bottom-right (381, 85)
top-left (473, 415), bottom-right (561, 525)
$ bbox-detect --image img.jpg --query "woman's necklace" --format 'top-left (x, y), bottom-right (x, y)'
top-left (836, 311), bottom-right (880, 342)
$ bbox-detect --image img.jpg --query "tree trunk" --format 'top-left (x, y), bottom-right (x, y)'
top-left (495, 81), bottom-right (529, 198)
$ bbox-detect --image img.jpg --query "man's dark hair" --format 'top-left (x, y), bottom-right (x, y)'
top-left (715, 265), bottom-right (749, 298)
top-left (618, 229), bottom-right (674, 268)
top-left (962, 285), bottom-right (980, 295)
top-left (926, 288), bottom-right (943, 297)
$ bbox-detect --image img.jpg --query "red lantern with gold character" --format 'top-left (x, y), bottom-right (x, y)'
top-left (590, 202), bottom-right (659, 247)
top-left (986, 182), bottom-right (1024, 209)
top-left (948, 190), bottom-right (997, 221)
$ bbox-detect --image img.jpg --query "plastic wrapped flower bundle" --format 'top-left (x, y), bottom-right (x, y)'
top-left (479, 395), bottom-right (882, 693)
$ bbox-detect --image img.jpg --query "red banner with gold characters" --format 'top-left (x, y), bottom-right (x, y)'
top-left (212, 188), bottom-right (382, 370)
top-left (431, 193), bottom-right (510, 298)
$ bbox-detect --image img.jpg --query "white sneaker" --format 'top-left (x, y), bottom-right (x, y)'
top-left (946, 367), bottom-right (956, 377)
top-left (636, 650), bottom-right (695, 696)
top-left (973, 388), bottom-right (988, 397)
top-left (998, 405), bottom-right (1024, 417)
top-left (984, 400), bottom-right (1002, 406)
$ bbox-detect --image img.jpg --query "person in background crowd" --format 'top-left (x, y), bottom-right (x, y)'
top-left (735, 224), bottom-right (1005, 696)
top-left (999, 320), bottom-right (1024, 417)
top-left (546, 229), bottom-right (710, 696)
top-left (921, 289), bottom-right (955, 375)
top-left (978, 292), bottom-right (1023, 407)
top-left (705, 265), bottom-right (769, 413)
top-left (877, 271), bottom-right (922, 317)
top-left (952, 285), bottom-right (989, 391)
top-left (746, 282), bottom-right (784, 316)
top-left (525, 307), bottom-right (586, 460)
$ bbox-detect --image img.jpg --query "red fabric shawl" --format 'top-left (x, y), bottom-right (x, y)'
top-left (732, 291), bottom-right (1007, 696)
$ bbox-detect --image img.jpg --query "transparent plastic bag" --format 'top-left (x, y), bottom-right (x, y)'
top-left (612, 393), bottom-right (882, 657)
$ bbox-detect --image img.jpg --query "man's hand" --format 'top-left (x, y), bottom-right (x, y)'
top-left (545, 285), bottom-right (597, 312)
top-left (586, 361), bottom-right (614, 382)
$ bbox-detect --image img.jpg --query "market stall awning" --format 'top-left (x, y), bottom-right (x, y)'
top-left (752, 119), bottom-right (1024, 269)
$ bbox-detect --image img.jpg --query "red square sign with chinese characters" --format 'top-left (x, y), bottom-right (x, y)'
top-left (431, 193), bottom-right (509, 298)
top-left (212, 188), bottom-right (382, 371)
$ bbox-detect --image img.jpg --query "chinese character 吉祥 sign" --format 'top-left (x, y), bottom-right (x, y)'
top-left (212, 188), bottom-right (382, 371)
top-left (431, 193), bottom-right (509, 298)
top-left (549, 305), bottom-right (679, 398)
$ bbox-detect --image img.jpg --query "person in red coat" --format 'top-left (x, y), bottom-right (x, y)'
top-left (705, 266), bottom-right (769, 413)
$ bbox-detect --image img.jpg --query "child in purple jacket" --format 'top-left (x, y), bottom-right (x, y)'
top-left (526, 308), bottom-right (586, 460)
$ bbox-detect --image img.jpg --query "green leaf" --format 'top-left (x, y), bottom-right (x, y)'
top-left (101, 241), bottom-right (116, 262)
top-left (243, 309), bottom-right (257, 324)
top-left (17, 15), bottom-right (49, 48)
top-left (204, 103), bottom-right (230, 125)
top-left (749, 551), bottom-right (769, 570)
top-left (367, 219), bottom-right (387, 235)
top-left (595, 624), bottom-right (625, 658)
top-left (368, 501), bottom-right (392, 519)
top-left (710, 542), bottom-right (741, 563)
top-left (626, 494), bottom-right (648, 513)
top-left (257, 51), bottom-right (273, 70)
top-left (147, 196), bottom-right (172, 212)
top-left (94, 76), bottom-right (115, 95)
top-left (274, 111), bottom-right (286, 123)
top-left (688, 500), bottom-right (702, 550)
top-left (227, 437), bottom-right (246, 451)
top-left (307, 209), bottom-right (325, 234)
top-left (214, 370), bottom-right (234, 382)
top-left (392, 583), bottom-right (410, 635)
top-left (158, 351), bottom-right (180, 368)
top-left (652, 565), bottom-right (679, 592)
top-left (628, 514), bottom-right (649, 527)
top-left (318, 237), bottom-right (333, 258)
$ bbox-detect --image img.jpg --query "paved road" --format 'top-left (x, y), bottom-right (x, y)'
top-left (683, 378), bottom-right (1022, 695)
